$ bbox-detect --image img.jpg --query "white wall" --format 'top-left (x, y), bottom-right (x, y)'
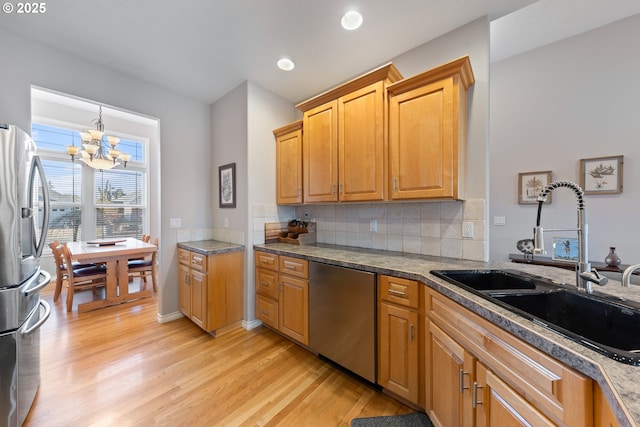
top-left (0, 28), bottom-right (212, 317)
top-left (210, 81), bottom-right (297, 323)
top-left (490, 13), bottom-right (640, 264)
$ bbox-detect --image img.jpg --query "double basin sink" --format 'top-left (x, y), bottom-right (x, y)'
top-left (430, 269), bottom-right (640, 365)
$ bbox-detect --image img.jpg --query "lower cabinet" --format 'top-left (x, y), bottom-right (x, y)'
top-left (178, 248), bottom-right (243, 335)
top-left (378, 274), bottom-right (421, 405)
top-left (475, 362), bottom-right (556, 427)
top-left (255, 250), bottom-right (309, 345)
top-left (425, 287), bottom-right (594, 427)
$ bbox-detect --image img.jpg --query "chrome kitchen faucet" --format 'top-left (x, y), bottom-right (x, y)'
top-left (533, 180), bottom-right (607, 293)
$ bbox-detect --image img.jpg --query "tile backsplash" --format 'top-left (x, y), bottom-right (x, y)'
top-left (289, 200), bottom-right (486, 261)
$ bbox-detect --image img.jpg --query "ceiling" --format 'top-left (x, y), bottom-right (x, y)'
top-left (2, 0), bottom-right (640, 105)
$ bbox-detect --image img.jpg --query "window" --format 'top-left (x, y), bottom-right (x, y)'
top-left (32, 123), bottom-right (148, 246)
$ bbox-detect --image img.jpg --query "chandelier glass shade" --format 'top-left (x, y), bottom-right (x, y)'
top-left (66, 106), bottom-right (130, 170)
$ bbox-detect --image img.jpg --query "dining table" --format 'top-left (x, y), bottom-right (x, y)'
top-left (65, 237), bottom-right (157, 313)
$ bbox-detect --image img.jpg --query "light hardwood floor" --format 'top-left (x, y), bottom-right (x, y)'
top-left (25, 283), bottom-right (411, 426)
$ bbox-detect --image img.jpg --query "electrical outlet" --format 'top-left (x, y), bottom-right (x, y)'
top-left (462, 221), bottom-right (474, 238)
top-left (493, 216), bottom-right (506, 226)
top-left (169, 218), bottom-right (181, 229)
top-left (224, 218), bottom-right (229, 228)
top-left (370, 219), bottom-right (378, 233)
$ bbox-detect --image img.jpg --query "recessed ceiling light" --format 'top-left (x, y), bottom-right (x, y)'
top-left (341, 10), bottom-right (363, 30)
top-left (277, 58), bottom-right (295, 71)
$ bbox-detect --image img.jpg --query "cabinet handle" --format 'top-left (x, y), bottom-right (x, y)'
top-left (410, 324), bottom-right (415, 342)
top-left (284, 264), bottom-right (297, 270)
top-left (459, 369), bottom-right (469, 393)
top-left (297, 187), bottom-right (301, 196)
top-left (260, 281), bottom-right (269, 287)
top-left (260, 259), bottom-right (269, 264)
top-left (392, 177), bottom-right (397, 192)
top-left (192, 256), bottom-right (203, 264)
top-left (332, 184), bottom-right (336, 194)
top-left (472, 382), bottom-right (484, 408)
top-left (339, 184), bottom-right (343, 194)
top-left (388, 289), bottom-right (406, 296)
top-left (262, 310), bottom-right (269, 315)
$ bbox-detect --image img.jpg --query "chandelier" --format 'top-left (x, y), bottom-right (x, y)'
top-left (66, 106), bottom-right (130, 170)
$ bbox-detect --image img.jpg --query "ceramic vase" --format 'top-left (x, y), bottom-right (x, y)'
top-left (604, 247), bottom-right (621, 267)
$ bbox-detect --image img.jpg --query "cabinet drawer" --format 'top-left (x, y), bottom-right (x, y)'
top-left (256, 294), bottom-right (279, 329)
top-left (178, 248), bottom-right (191, 265)
top-left (255, 251), bottom-right (279, 271)
top-left (379, 275), bottom-right (419, 308)
top-left (279, 256), bottom-right (308, 278)
top-left (190, 252), bottom-right (207, 272)
top-left (255, 268), bottom-right (279, 300)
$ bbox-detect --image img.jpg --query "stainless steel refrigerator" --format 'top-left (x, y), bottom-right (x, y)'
top-left (1, 123), bottom-right (52, 427)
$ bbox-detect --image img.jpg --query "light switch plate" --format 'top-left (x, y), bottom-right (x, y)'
top-left (493, 216), bottom-right (506, 226)
top-left (169, 218), bottom-right (182, 229)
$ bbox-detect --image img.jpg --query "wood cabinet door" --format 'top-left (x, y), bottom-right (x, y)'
top-left (303, 100), bottom-right (339, 203)
top-left (338, 81), bottom-right (385, 202)
top-left (190, 269), bottom-right (207, 329)
top-left (475, 362), bottom-right (555, 427)
top-left (379, 302), bottom-right (419, 403)
top-left (426, 320), bottom-right (474, 427)
top-left (389, 77), bottom-right (455, 200)
top-left (279, 275), bottom-right (309, 345)
top-left (178, 263), bottom-right (191, 317)
top-left (275, 123), bottom-right (303, 204)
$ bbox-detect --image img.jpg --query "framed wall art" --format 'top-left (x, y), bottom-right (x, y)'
top-left (552, 237), bottom-right (579, 262)
top-left (219, 163), bottom-right (236, 208)
top-left (580, 155), bottom-right (623, 195)
top-left (518, 171), bottom-right (552, 204)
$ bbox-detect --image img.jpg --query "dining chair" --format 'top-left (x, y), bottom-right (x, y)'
top-left (48, 241), bottom-right (96, 303)
top-left (60, 243), bottom-right (108, 312)
top-left (127, 237), bottom-right (158, 292)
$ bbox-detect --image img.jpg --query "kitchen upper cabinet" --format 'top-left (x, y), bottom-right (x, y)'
top-left (274, 121), bottom-right (303, 205)
top-left (297, 63), bottom-right (402, 203)
top-left (302, 100), bottom-right (338, 202)
top-left (339, 82), bottom-right (386, 202)
top-left (388, 56), bottom-right (474, 200)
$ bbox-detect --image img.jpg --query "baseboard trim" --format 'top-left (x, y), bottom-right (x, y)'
top-left (157, 311), bottom-right (184, 323)
top-left (243, 319), bottom-right (262, 330)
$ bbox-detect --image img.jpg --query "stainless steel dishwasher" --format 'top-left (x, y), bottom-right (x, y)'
top-left (309, 262), bottom-right (376, 383)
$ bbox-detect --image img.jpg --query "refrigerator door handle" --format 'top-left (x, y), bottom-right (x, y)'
top-left (28, 155), bottom-right (50, 258)
top-left (21, 300), bottom-right (51, 336)
top-left (23, 269), bottom-right (51, 297)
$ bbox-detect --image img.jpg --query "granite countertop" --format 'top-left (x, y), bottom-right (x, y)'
top-left (178, 240), bottom-right (244, 256)
top-left (254, 242), bottom-right (640, 427)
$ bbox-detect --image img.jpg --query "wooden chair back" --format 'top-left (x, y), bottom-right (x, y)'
top-left (48, 240), bottom-right (65, 302)
top-left (60, 243), bottom-right (107, 312)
